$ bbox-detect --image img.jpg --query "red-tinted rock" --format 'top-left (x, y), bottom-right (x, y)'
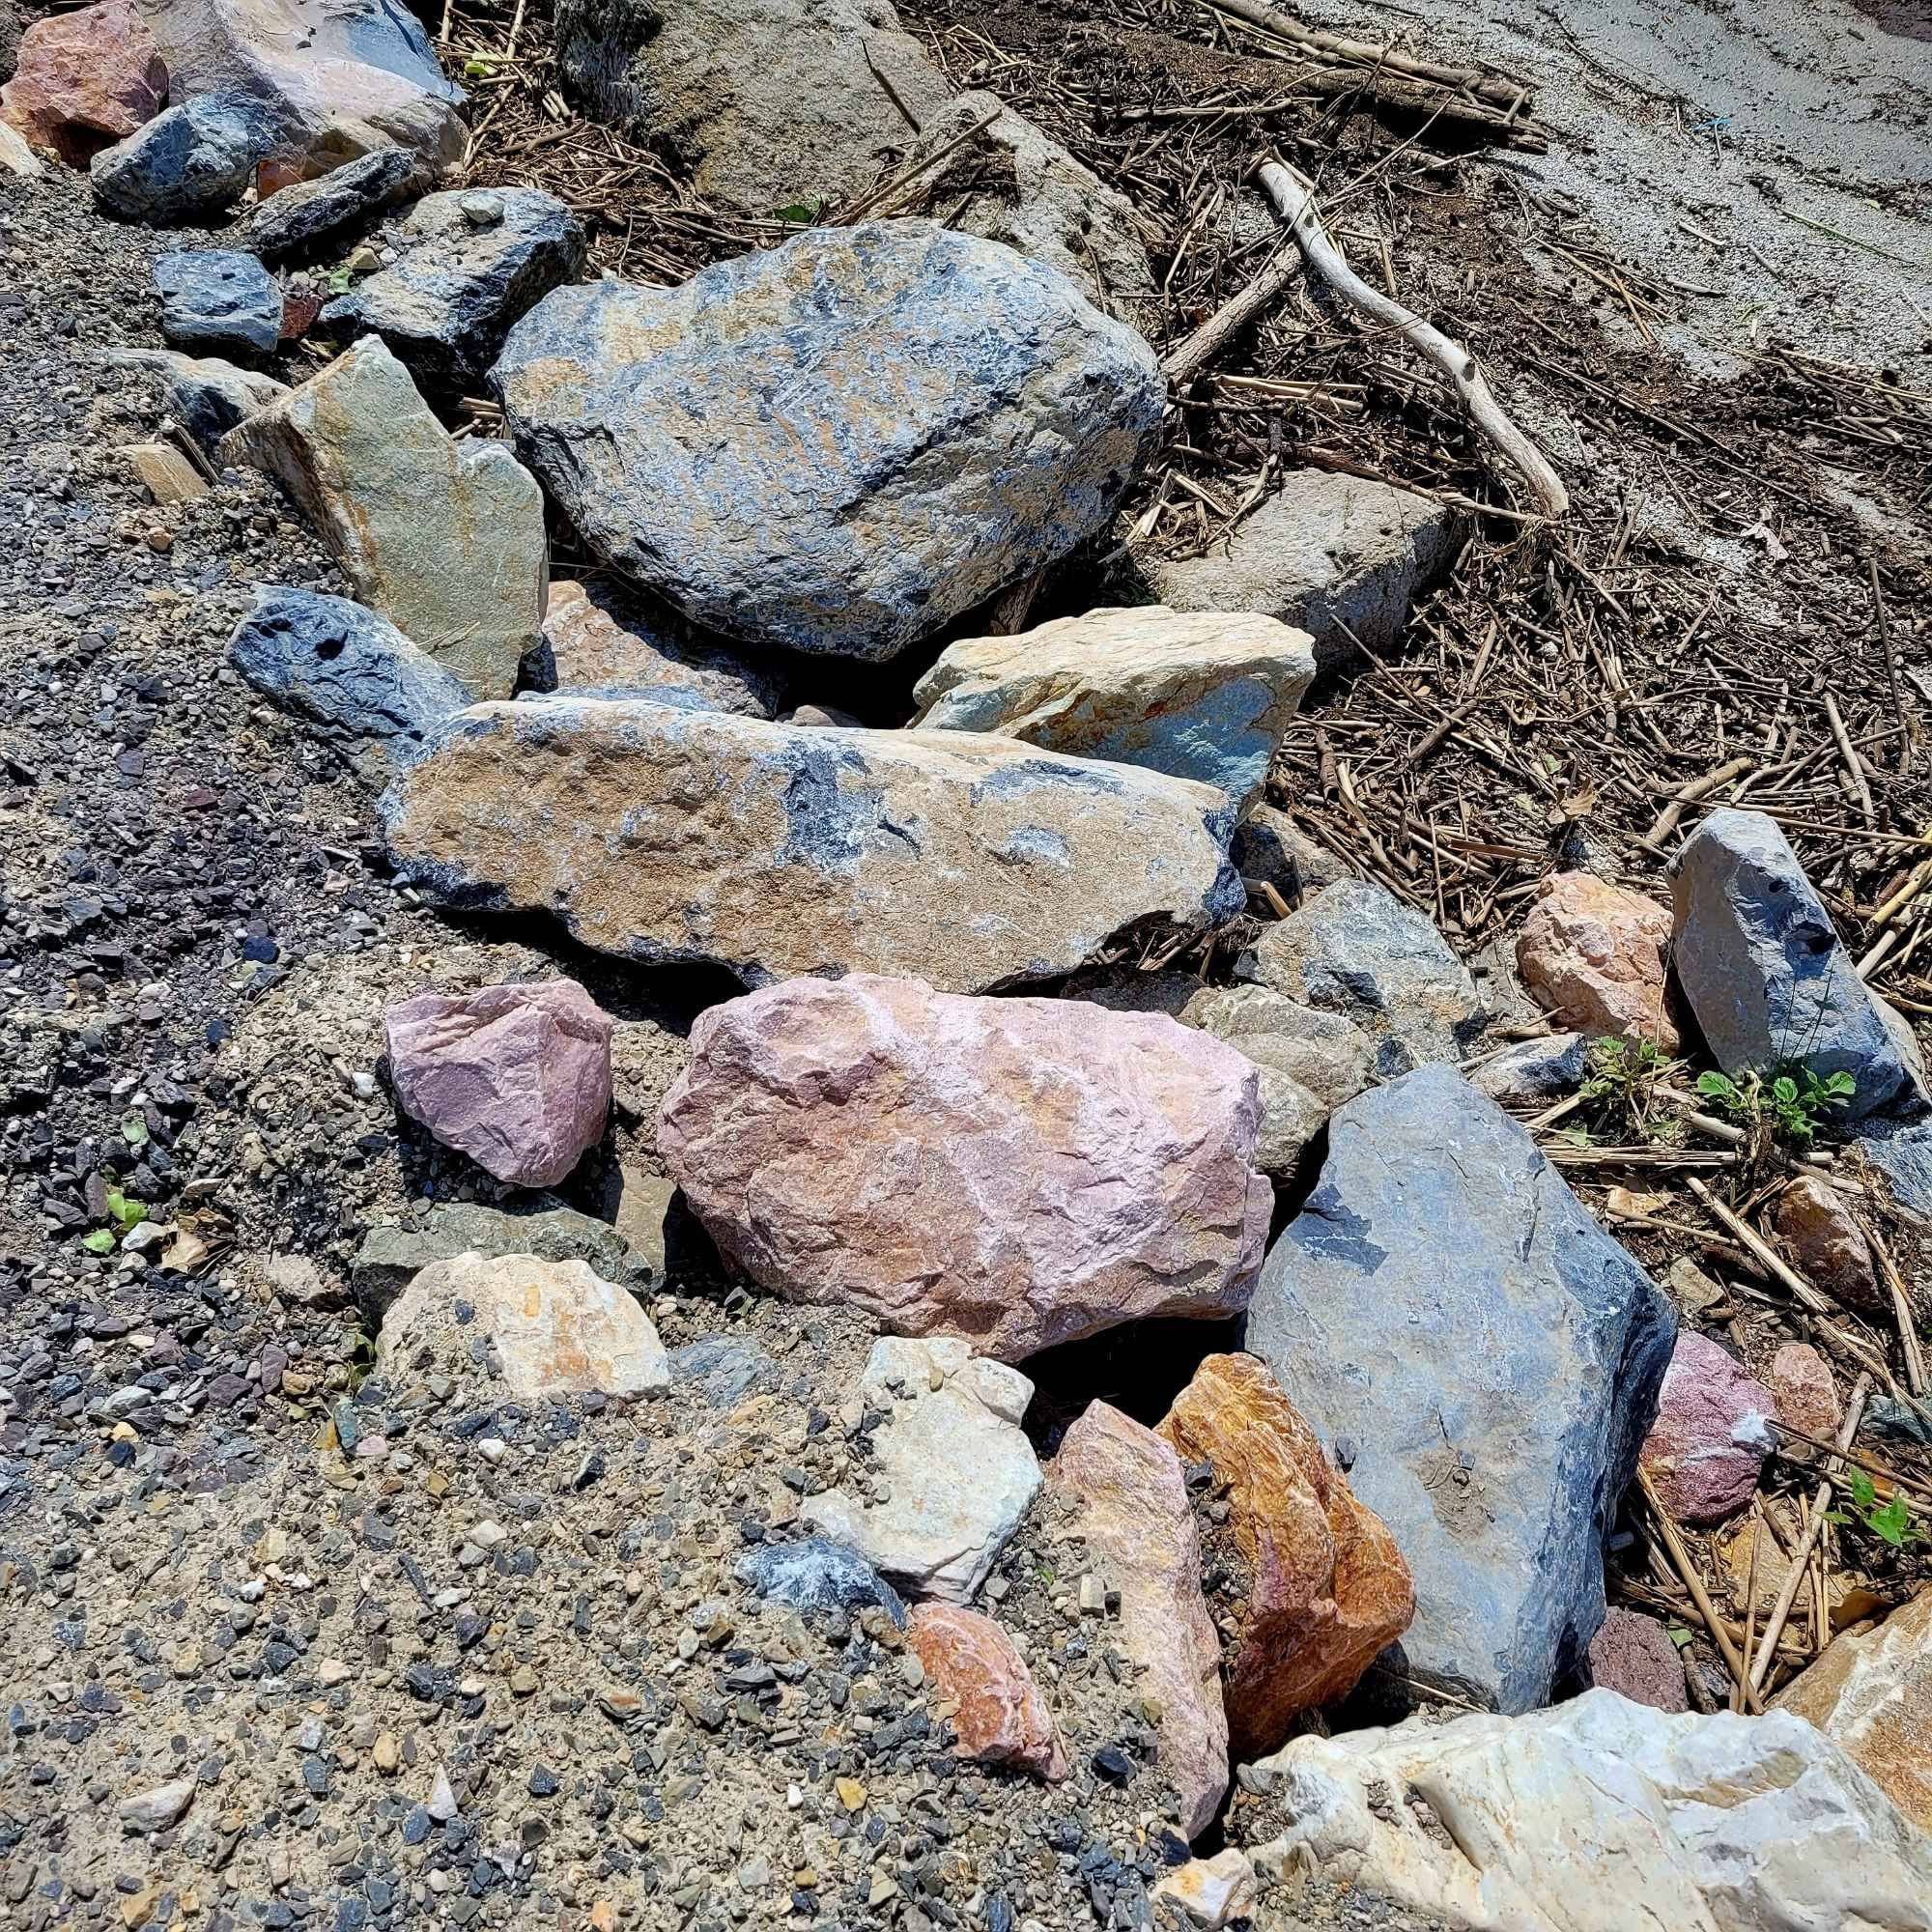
top-left (1638, 1330), bottom-right (1775, 1524)
top-left (1516, 870), bottom-right (1678, 1048)
top-left (1585, 1607), bottom-right (1687, 1713)
top-left (1774, 1175), bottom-right (1883, 1311)
top-left (907, 1604), bottom-right (1067, 1780)
top-left (0, 0), bottom-right (165, 164)
top-left (1769, 1341), bottom-right (1841, 1439)
top-left (386, 980), bottom-right (611, 1187)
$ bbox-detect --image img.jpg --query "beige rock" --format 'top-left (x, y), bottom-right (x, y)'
top-left (1516, 870), bottom-right (1678, 1048)
top-left (1774, 1174), bottom-right (1883, 1310)
top-left (0, 120), bottom-right (43, 177)
top-left (124, 442), bottom-right (210, 505)
top-left (541, 578), bottom-right (781, 717)
top-left (1150, 1850), bottom-right (1257, 1929)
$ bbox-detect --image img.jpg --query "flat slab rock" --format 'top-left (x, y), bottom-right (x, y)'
top-left (155, 249), bottom-right (281, 359)
top-left (380, 697), bottom-right (1243, 994)
top-left (491, 221), bottom-right (1163, 662)
top-left (352, 1201), bottom-right (641, 1315)
top-left (658, 975), bottom-right (1270, 1362)
top-left (245, 146), bottom-right (431, 265)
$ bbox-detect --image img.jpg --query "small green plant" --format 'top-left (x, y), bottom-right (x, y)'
top-left (1577, 1037), bottom-right (1682, 1145)
top-left (770, 197), bottom-right (823, 225)
top-left (82, 1187), bottom-right (148, 1254)
top-left (1826, 1467), bottom-right (1930, 1549)
top-left (1695, 1065), bottom-right (1857, 1150)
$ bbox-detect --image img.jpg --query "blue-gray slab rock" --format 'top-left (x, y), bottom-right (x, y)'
top-left (154, 249), bottom-right (280, 359)
top-left (352, 1200), bottom-right (640, 1314)
top-left (1469, 1033), bottom-right (1587, 1107)
top-left (91, 94), bottom-right (276, 223)
top-left (320, 186), bottom-right (587, 388)
top-left (491, 219), bottom-right (1165, 662)
top-left (736, 1537), bottom-right (907, 1627)
top-left (1856, 1113), bottom-right (1932, 1224)
top-left (669, 1336), bottom-right (779, 1409)
top-left (244, 146), bottom-right (428, 264)
top-left (1671, 809), bottom-right (1925, 1122)
top-left (105, 347), bottom-right (290, 451)
top-left (1244, 1064), bottom-right (1677, 1713)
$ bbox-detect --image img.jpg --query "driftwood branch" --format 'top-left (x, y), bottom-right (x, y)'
top-left (1162, 243), bottom-right (1305, 386)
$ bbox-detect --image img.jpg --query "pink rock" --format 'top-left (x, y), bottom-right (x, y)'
top-left (1516, 871), bottom-right (1678, 1049)
top-left (907, 1604), bottom-right (1068, 1780)
top-left (1638, 1330), bottom-right (1775, 1525)
top-left (658, 975), bottom-right (1270, 1363)
top-left (385, 980), bottom-right (612, 1188)
top-left (0, 0), bottom-right (167, 165)
top-left (1585, 1607), bottom-right (1687, 1713)
top-left (1769, 1341), bottom-right (1841, 1439)
top-left (1049, 1401), bottom-right (1229, 1840)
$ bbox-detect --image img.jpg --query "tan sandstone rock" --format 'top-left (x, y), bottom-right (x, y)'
top-left (1516, 870), bottom-right (1678, 1048)
top-left (907, 1604), bottom-right (1067, 1780)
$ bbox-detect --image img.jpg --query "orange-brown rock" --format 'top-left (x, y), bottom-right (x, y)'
top-left (0, 0), bottom-right (166, 165)
top-left (1156, 1352), bottom-right (1412, 1757)
top-left (907, 1604), bottom-right (1067, 1780)
top-left (1515, 870), bottom-right (1678, 1048)
top-left (1774, 1175), bottom-right (1883, 1310)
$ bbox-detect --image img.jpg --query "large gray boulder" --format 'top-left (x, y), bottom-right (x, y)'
top-left (91, 94), bottom-right (277, 223)
top-left (1671, 809), bottom-right (1925, 1122)
top-left (1244, 1065), bottom-right (1677, 1712)
top-left (491, 221), bottom-right (1164, 662)
top-left (154, 249), bottom-right (281, 360)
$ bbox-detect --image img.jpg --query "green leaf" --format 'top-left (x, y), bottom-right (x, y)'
top-left (81, 1230), bottom-right (116, 1254)
top-left (120, 1113), bottom-right (149, 1148)
top-left (1869, 1495), bottom-right (1913, 1547)
top-left (1846, 1467), bottom-right (1877, 1510)
top-left (1825, 1071), bottom-right (1857, 1096)
top-left (1666, 1625), bottom-right (1692, 1649)
top-left (771, 199), bottom-right (821, 224)
top-left (1696, 1070), bottom-right (1738, 1101)
top-left (1772, 1075), bottom-right (1799, 1105)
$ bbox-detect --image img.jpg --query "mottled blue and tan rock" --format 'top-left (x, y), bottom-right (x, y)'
top-left (245, 146), bottom-right (429, 264)
top-left (539, 579), bottom-right (783, 718)
top-left (106, 347), bottom-right (291, 451)
top-left (911, 605), bottom-right (1313, 816)
top-left (221, 338), bottom-right (546, 699)
top-left (491, 221), bottom-right (1163, 662)
top-left (381, 698), bottom-right (1242, 992)
top-left (92, 95), bottom-right (278, 223)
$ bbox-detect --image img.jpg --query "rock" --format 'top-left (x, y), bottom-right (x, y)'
top-left (910, 605), bottom-right (1314, 816)
top-left (1773, 1173), bottom-right (1883, 1310)
top-left (1245, 1065), bottom-right (1677, 1712)
top-left (123, 442), bottom-right (209, 505)
top-left (0, 0), bottom-right (164, 166)
top-left (0, 117), bottom-right (41, 176)
top-left (537, 579), bottom-right (783, 718)
top-left (244, 146), bottom-right (429, 264)
top-left (1468, 1032), bottom-right (1587, 1107)
top-left (668, 1335), bottom-right (777, 1409)
top-left (785, 703), bottom-right (863, 729)
top-left (1241, 879), bottom-right (1483, 1076)
top-left (386, 980), bottom-right (611, 1188)
top-left (352, 1202), bottom-right (640, 1315)
top-left (1584, 1607), bottom-right (1688, 1713)
top-left (1242, 1688), bottom-right (1932, 1931)
top-left (1230, 804), bottom-right (1350, 902)
top-left (221, 338), bottom-right (547, 699)
top-left (611, 1168), bottom-right (678, 1278)
top-left (906, 1604), bottom-right (1067, 1779)
top-left (381, 699), bottom-right (1242, 993)
top-left (492, 222), bottom-right (1163, 662)
top-left (1637, 1331), bottom-right (1774, 1525)
top-left (1515, 871), bottom-right (1679, 1048)
top-left (1048, 1402), bottom-right (1228, 1839)
top-left (1155, 1353), bottom-right (1412, 1758)
top-left (1140, 470), bottom-right (1463, 672)
top-left (804, 1337), bottom-right (1041, 1604)
top-left (1860, 1114), bottom-right (1932, 1228)
top-left (104, 347), bottom-right (290, 451)
top-left (736, 1537), bottom-right (907, 1628)
top-left (226, 587), bottom-right (472, 778)
top-left (376, 1253), bottom-right (669, 1399)
top-left (117, 1776), bottom-right (195, 1832)
top-left (154, 250), bottom-right (283, 360)
top-left (1776, 1588), bottom-right (1932, 1831)
top-left (1148, 1851), bottom-right (1257, 1930)
top-left (1671, 809), bottom-right (1924, 1122)
top-left (553, 0), bottom-right (950, 218)
top-left (320, 186), bottom-right (587, 389)
top-left (1769, 1341), bottom-right (1841, 1439)
top-left (660, 975), bottom-right (1269, 1360)
top-left (91, 94), bottom-right (277, 222)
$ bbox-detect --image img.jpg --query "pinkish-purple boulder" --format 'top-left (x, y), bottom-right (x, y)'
top-left (1637, 1330), bottom-right (1776, 1525)
top-left (385, 980), bottom-right (612, 1188)
top-left (657, 975), bottom-right (1271, 1363)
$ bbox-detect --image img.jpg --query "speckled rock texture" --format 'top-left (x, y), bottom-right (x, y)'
top-left (1638, 1330), bottom-right (1776, 1525)
top-left (104, 345), bottom-right (290, 450)
top-left (154, 249), bottom-right (282, 358)
top-left (91, 95), bottom-right (279, 223)
top-left (491, 221), bottom-right (1165, 662)
top-left (907, 1604), bottom-right (1068, 1780)
top-left (1150, 1852), bottom-right (1256, 1931)
top-left (538, 578), bottom-right (783, 717)
top-left (1768, 1340), bottom-right (1841, 1438)
top-left (1584, 1608), bottom-right (1688, 1712)
top-left (911, 605), bottom-right (1314, 815)
top-left (352, 1200), bottom-right (641, 1314)
top-left (736, 1538), bottom-right (908, 1627)
top-left (1516, 869), bottom-right (1679, 1047)
top-left (1, 0), bottom-right (165, 166)
top-left (245, 145), bottom-right (430, 263)
top-left (222, 337), bottom-right (547, 698)
top-left (380, 698), bottom-right (1243, 992)
top-left (1230, 804), bottom-right (1351, 901)
top-left (1468, 1032), bottom-right (1587, 1106)
top-left (1774, 1173), bottom-right (1883, 1308)
top-left (660, 975), bottom-right (1270, 1362)
top-left (1245, 1065), bottom-right (1677, 1713)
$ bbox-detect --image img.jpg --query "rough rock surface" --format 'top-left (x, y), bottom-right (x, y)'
top-left (1149, 1851), bottom-right (1257, 1931)
top-left (1671, 808), bottom-right (1924, 1121)
top-left (0, 117), bottom-right (41, 177)
top-left (1155, 1353), bottom-right (1412, 1758)
top-left (1516, 870), bottom-right (1679, 1047)
top-left (154, 248), bottom-right (282, 358)
top-left (906, 1604), bottom-right (1068, 1779)
top-left (245, 145), bottom-right (428, 263)
top-left (91, 95), bottom-right (277, 222)
top-left (352, 1200), bottom-right (640, 1313)
top-left (539, 578), bottom-right (783, 717)
top-left (735, 1538), bottom-right (907, 1627)
top-left (1230, 804), bottom-right (1351, 902)
top-left (804, 1337), bottom-right (1040, 1604)
top-left (910, 604), bottom-right (1314, 815)
top-left (1769, 1340), bottom-right (1842, 1439)
top-left (376, 1252), bottom-right (669, 1399)
top-left (1774, 1172), bottom-right (1884, 1309)
top-left (1860, 1114), bottom-right (1932, 1227)
top-left (1243, 1689), bottom-right (1932, 1931)
top-left (1245, 1065), bottom-right (1677, 1712)
top-left (1584, 1608), bottom-right (1689, 1712)
top-left (659, 975), bottom-right (1269, 1361)
top-left (223, 337), bottom-right (547, 698)
top-left (381, 698), bottom-right (1243, 993)
top-left (105, 345), bottom-right (290, 449)
top-left (1638, 1330), bottom-right (1776, 1525)
top-left (1049, 1402), bottom-right (1228, 1840)
top-left (1, 0), bottom-right (165, 165)
top-left (1469, 1032), bottom-right (1588, 1106)
top-left (385, 979), bottom-right (612, 1188)
top-left (492, 222), bottom-right (1164, 662)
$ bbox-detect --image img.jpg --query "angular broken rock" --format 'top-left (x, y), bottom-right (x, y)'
top-left (155, 249), bottom-right (282, 360)
top-left (1149, 1851), bottom-right (1257, 1931)
top-left (1245, 1065), bottom-right (1677, 1712)
top-left (1, 0), bottom-right (166, 166)
top-left (221, 337), bottom-right (547, 698)
top-left (539, 579), bottom-right (783, 718)
top-left (1638, 1331), bottom-right (1776, 1526)
top-left (1468, 1032), bottom-right (1587, 1108)
top-left (117, 1776), bottom-right (196, 1832)
top-left (805, 1337), bottom-right (1041, 1604)
top-left (105, 347), bottom-right (290, 452)
top-left (1768, 1339), bottom-right (1841, 1439)
top-left (737, 1537), bottom-right (907, 1627)
top-left (245, 146), bottom-right (429, 265)
top-left (381, 699), bottom-right (1243, 994)
top-left (1773, 1172), bottom-right (1883, 1310)
top-left (907, 1603), bottom-right (1068, 1779)
top-left (1230, 803), bottom-right (1350, 903)
top-left (377, 1252), bottom-right (668, 1400)
top-left (1156, 1353), bottom-right (1412, 1758)
top-left (385, 979), bottom-right (612, 1188)
top-left (1584, 1606), bottom-right (1688, 1713)
top-left (1049, 1402), bottom-right (1228, 1840)
top-left (1515, 869), bottom-right (1678, 1048)
top-left (910, 604), bottom-right (1314, 816)
top-left (91, 94), bottom-right (278, 223)
top-left (352, 1201), bottom-right (640, 1315)
top-left (659, 975), bottom-right (1270, 1361)
top-left (492, 222), bottom-right (1163, 661)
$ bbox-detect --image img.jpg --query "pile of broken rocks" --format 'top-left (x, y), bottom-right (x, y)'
top-left (5, 3), bottom-right (1932, 1932)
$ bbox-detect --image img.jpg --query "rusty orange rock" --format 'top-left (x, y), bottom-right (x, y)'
top-left (907, 1604), bottom-right (1067, 1781)
top-left (1, 0), bottom-right (166, 166)
top-left (1774, 1175), bottom-right (1883, 1310)
top-left (1516, 870), bottom-right (1678, 1048)
top-left (1156, 1353), bottom-right (1412, 1758)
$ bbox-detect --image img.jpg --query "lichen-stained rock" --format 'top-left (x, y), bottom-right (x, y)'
top-left (1516, 869), bottom-right (1679, 1048)
top-left (1157, 1353), bottom-right (1411, 1757)
top-left (910, 605), bottom-right (1314, 816)
top-left (1, 0), bottom-right (165, 166)
top-left (1637, 1330), bottom-right (1775, 1526)
top-left (380, 699), bottom-right (1244, 994)
top-left (491, 222), bottom-right (1164, 662)
top-left (658, 976), bottom-right (1270, 1361)
top-left (539, 579), bottom-right (783, 718)
top-left (1049, 1402), bottom-right (1229, 1839)
top-left (221, 338), bottom-right (546, 700)
top-left (907, 1604), bottom-right (1068, 1780)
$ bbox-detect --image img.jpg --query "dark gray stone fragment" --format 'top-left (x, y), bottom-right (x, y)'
top-left (155, 248), bottom-right (280, 358)
top-left (91, 94), bottom-right (276, 223)
top-left (244, 146), bottom-right (428, 263)
top-left (736, 1537), bottom-right (907, 1627)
